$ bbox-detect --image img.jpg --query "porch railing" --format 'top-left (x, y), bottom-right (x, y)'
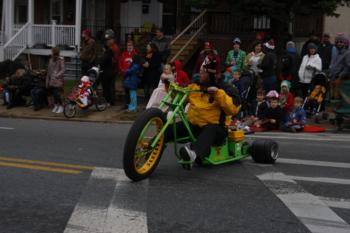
top-left (0, 22), bottom-right (30, 61)
top-left (33, 23), bottom-right (75, 47)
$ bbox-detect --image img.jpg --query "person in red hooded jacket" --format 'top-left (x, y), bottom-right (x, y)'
top-left (119, 41), bottom-right (138, 75)
top-left (193, 41), bottom-right (221, 80)
top-left (173, 60), bottom-right (190, 86)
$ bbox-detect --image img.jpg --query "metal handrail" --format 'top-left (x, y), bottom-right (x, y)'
top-left (170, 23), bottom-right (206, 63)
top-left (170, 9), bottom-right (207, 46)
top-left (3, 22), bottom-right (30, 48)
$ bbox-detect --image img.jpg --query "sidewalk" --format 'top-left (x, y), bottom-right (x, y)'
top-left (0, 104), bottom-right (144, 124)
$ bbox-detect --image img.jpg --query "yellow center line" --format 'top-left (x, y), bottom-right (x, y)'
top-left (0, 156), bottom-right (95, 171)
top-left (0, 161), bottom-right (82, 174)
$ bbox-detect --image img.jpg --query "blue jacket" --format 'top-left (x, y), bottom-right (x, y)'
top-left (124, 63), bottom-right (141, 90)
top-left (285, 107), bottom-right (306, 126)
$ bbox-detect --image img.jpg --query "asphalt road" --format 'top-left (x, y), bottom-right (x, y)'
top-left (0, 118), bottom-right (350, 233)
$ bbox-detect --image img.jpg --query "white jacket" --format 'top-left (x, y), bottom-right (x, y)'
top-left (298, 54), bottom-right (322, 84)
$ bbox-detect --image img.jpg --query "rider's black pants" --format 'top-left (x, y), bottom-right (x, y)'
top-left (166, 123), bottom-right (227, 159)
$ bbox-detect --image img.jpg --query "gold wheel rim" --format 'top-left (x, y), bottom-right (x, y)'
top-left (134, 117), bottom-right (164, 174)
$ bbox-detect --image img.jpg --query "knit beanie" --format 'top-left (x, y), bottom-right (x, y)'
top-left (307, 42), bottom-right (318, 50)
top-left (280, 80), bottom-right (291, 92)
top-left (335, 33), bottom-right (349, 45)
top-left (286, 41), bottom-right (296, 49)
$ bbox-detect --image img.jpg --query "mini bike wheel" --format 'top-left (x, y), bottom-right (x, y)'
top-left (251, 139), bottom-right (279, 164)
top-left (123, 108), bottom-right (166, 181)
top-left (95, 97), bottom-right (107, 111)
top-left (63, 103), bottom-right (76, 118)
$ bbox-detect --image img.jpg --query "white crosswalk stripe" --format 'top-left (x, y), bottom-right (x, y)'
top-left (319, 197), bottom-right (350, 210)
top-left (288, 175), bottom-right (350, 185)
top-left (253, 170), bottom-right (350, 233)
top-left (278, 158), bottom-right (350, 169)
top-left (64, 168), bottom-right (148, 233)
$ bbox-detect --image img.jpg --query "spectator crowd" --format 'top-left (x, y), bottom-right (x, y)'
top-left (1, 28), bottom-right (349, 132)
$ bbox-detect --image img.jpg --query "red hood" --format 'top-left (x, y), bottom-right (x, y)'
top-left (175, 60), bottom-right (182, 72)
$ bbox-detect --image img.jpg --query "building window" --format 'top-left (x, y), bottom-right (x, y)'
top-left (50, 0), bottom-right (63, 24)
top-left (254, 15), bottom-right (271, 30)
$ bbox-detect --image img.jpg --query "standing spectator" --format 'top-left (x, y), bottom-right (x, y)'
top-left (124, 55), bottom-right (143, 112)
top-left (119, 41), bottom-right (138, 75)
top-left (143, 43), bottom-right (162, 101)
top-left (193, 41), bottom-right (221, 79)
top-left (260, 39), bottom-right (277, 92)
top-left (298, 43), bottom-right (322, 98)
top-left (173, 60), bottom-right (190, 86)
top-left (329, 34), bottom-right (350, 99)
top-left (46, 47), bottom-right (65, 113)
top-left (80, 29), bottom-right (97, 75)
top-left (146, 64), bottom-right (174, 109)
top-left (280, 41), bottom-right (299, 89)
top-left (104, 29), bottom-right (119, 105)
top-left (99, 40), bottom-right (115, 106)
top-left (225, 37), bottom-right (247, 73)
top-left (318, 33), bottom-right (334, 71)
top-left (152, 28), bottom-right (170, 64)
top-left (301, 34), bottom-right (320, 58)
top-left (244, 41), bottom-right (265, 76)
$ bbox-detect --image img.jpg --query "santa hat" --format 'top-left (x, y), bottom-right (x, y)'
top-left (264, 39), bottom-right (275, 50)
top-left (82, 29), bottom-right (92, 38)
top-left (81, 76), bottom-right (90, 83)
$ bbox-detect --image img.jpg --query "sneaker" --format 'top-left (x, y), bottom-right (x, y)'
top-left (179, 146), bottom-right (197, 170)
top-left (52, 105), bottom-right (58, 113)
top-left (56, 106), bottom-right (64, 113)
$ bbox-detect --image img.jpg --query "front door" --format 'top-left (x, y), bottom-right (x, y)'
top-left (50, 0), bottom-right (63, 24)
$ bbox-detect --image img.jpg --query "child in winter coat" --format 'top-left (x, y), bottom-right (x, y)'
top-left (282, 96), bottom-right (307, 132)
top-left (146, 64), bottom-right (175, 109)
top-left (279, 80), bottom-right (294, 112)
top-left (124, 55), bottom-right (142, 112)
top-left (76, 76), bottom-right (93, 108)
top-left (173, 60), bottom-right (190, 86)
top-left (255, 91), bottom-right (283, 130)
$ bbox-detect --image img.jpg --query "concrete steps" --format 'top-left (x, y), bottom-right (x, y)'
top-left (169, 36), bottom-right (200, 64)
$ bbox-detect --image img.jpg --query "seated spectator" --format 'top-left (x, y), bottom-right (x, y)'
top-left (30, 70), bottom-right (48, 111)
top-left (241, 89), bottom-right (268, 128)
top-left (2, 69), bottom-right (26, 109)
top-left (279, 80), bottom-right (294, 112)
top-left (282, 96), bottom-right (306, 132)
top-left (224, 66), bottom-right (241, 84)
top-left (255, 91), bottom-right (283, 130)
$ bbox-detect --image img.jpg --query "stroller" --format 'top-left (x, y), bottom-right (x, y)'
top-left (63, 66), bottom-right (107, 118)
top-left (303, 72), bottom-right (328, 122)
top-left (233, 69), bottom-right (257, 117)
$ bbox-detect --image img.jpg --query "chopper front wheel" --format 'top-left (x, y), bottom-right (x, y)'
top-left (123, 108), bottom-right (166, 181)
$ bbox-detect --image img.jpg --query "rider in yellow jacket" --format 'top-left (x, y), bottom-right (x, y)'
top-left (167, 69), bottom-right (239, 169)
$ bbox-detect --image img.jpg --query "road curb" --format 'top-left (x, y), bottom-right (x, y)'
top-left (0, 113), bottom-right (134, 124)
